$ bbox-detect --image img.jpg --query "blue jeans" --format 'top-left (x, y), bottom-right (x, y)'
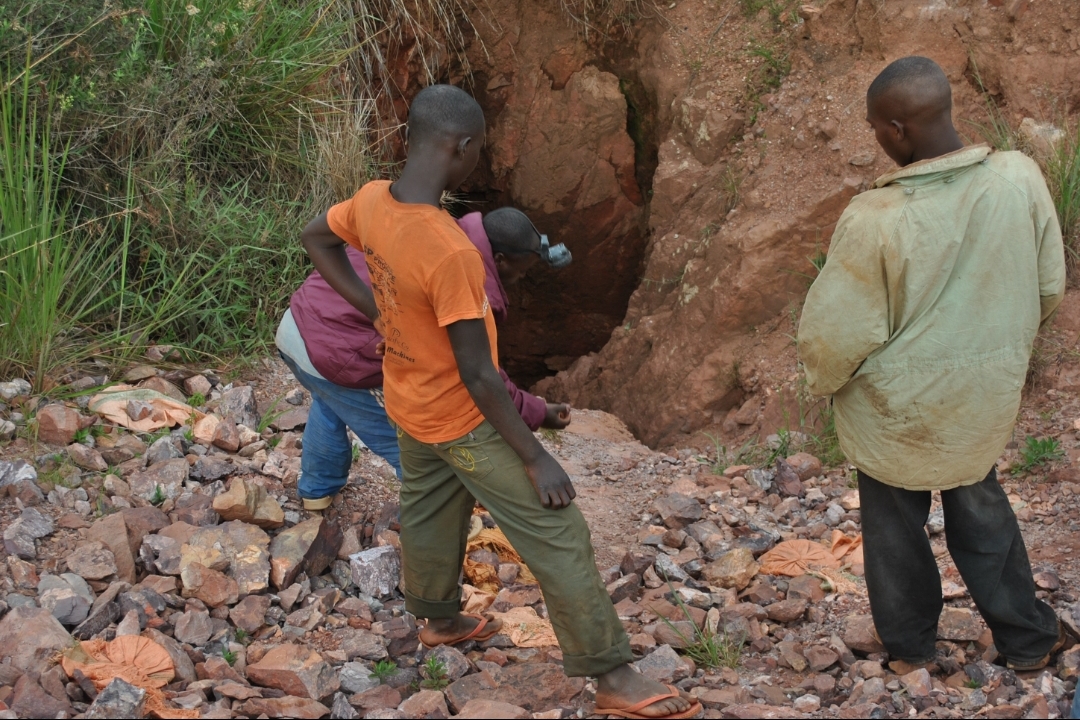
top-left (279, 352), bottom-right (402, 499)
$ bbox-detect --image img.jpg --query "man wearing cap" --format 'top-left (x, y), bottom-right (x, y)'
top-left (276, 207), bottom-right (572, 511)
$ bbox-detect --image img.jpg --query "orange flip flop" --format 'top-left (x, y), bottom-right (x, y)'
top-left (596, 685), bottom-right (703, 719)
top-left (420, 612), bottom-right (501, 649)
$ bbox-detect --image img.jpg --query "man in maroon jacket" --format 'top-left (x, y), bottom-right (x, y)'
top-left (276, 207), bottom-right (571, 511)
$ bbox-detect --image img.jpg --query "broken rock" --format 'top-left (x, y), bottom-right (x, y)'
top-left (66, 541), bottom-right (118, 580)
top-left (174, 609), bottom-right (213, 646)
top-left (218, 385), bottom-right (259, 428)
top-left (3, 507), bottom-right (54, 560)
top-left (247, 644), bottom-right (339, 700)
top-left (652, 493), bottom-right (703, 529)
top-left (702, 548), bottom-right (759, 591)
top-left (230, 594), bottom-right (271, 634)
top-left (455, 698), bottom-right (530, 719)
top-left (270, 516), bottom-right (342, 589)
top-left (239, 696), bottom-right (329, 719)
top-left (843, 614), bottom-right (885, 654)
top-left (0, 606), bottom-right (73, 673)
top-left (634, 645), bottom-right (690, 684)
top-left (938, 607), bottom-right (983, 642)
top-left (67, 442), bottom-right (108, 471)
top-left (36, 404), bottom-right (82, 445)
top-left (128, 458), bottom-right (188, 502)
top-left (350, 545), bottom-right (401, 599)
top-left (212, 477), bottom-right (284, 529)
top-left (85, 677), bottom-right (146, 719)
top-left (180, 562), bottom-right (239, 607)
top-left (398, 689), bottom-right (448, 719)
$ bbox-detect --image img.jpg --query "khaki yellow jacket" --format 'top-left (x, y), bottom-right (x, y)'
top-left (798, 145), bottom-right (1065, 491)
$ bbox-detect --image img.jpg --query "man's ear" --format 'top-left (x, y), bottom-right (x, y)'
top-left (889, 119), bottom-right (906, 141)
top-left (456, 136), bottom-right (472, 157)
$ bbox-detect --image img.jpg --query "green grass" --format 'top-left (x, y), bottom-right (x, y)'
top-left (222, 648), bottom-right (237, 666)
top-left (256, 396), bottom-right (286, 434)
top-left (351, 443), bottom-right (361, 462)
top-left (420, 655), bottom-right (449, 690)
top-left (369, 660), bottom-right (397, 684)
top-left (659, 577), bottom-right (745, 670)
top-left (73, 427), bottom-right (89, 445)
top-left (234, 628), bottom-right (248, 643)
top-left (1012, 436), bottom-right (1064, 475)
top-left (1047, 121), bottom-right (1080, 266)
top-left (188, 392), bottom-right (206, 407)
top-left (809, 249), bottom-right (828, 273)
top-left (741, 0), bottom-right (798, 27)
top-left (149, 484), bottom-right (167, 506)
top-left (0, 0), bottom-right (378, 386)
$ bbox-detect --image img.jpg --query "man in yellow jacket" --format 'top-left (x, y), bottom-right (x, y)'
top-left (798, 56), bottom-right (1067, 671)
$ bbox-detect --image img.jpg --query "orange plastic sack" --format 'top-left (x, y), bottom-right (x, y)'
top-left (89, 385), bottom-right (204, 433)
top-left (492, 606), bottom-right (558, 648)
top-left (830, 530), bottom-right (864, 567)
top-left (462, 525), bottom-right (538, 593)
top-left (461, 584), bottom-right (497, 615)
top-left (758, 539), bottom-right (841, 577)
top-left (61, 636), bottom-right (198, 719)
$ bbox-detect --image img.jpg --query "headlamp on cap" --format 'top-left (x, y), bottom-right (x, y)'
top-left (526, 217), bottom-right (571, 269)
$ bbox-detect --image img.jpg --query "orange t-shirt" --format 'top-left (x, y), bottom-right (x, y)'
top-left (326, 181), bottom-right (498, 443)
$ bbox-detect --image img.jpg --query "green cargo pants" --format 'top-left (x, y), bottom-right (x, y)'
top-left (395, 420), bottom-right (632, 677)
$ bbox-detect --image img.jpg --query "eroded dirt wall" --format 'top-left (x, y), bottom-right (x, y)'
top-left (538, 0), bottom-right (1080, 448)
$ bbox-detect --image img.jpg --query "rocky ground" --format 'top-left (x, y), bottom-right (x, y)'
top-left (0, 355), bottom-right (1079, 720)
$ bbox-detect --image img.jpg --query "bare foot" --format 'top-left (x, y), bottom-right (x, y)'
top-left (419, 613), bottom-right (502, 647)
top-left (595, 664), bottom-right (694, 718)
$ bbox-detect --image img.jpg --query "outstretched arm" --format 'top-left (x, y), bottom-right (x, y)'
top-left (448, 319), bottom-right (576, 509)
top-left (301, 213), bottom-right (380, 322)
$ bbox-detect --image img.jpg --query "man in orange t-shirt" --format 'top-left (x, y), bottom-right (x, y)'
top-left (301, 84), bottom-right (696, 719)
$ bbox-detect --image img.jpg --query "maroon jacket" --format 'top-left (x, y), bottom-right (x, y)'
top-left (290, 211), bottom-right (548, 430)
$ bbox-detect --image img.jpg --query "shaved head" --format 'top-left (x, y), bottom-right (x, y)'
top-left (483, 207), bottom-right (539, 255)
top-left (867, 56), bottom-right (952, 122)
top-left (407, 84), bottom-right (485, 146)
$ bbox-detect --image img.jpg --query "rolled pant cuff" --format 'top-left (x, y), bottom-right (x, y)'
top-left (404, 589), bottom-right (461, 619)
top-left (561, 636), bottom-right (633, 678)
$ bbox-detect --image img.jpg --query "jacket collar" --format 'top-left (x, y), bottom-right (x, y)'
top-left (873, 144), bottom-right (992, 189)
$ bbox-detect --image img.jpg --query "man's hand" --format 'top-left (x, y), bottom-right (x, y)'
top-left (525, 452), bottom-right (577, 509)
top-left (541, 403), bottom-right (571, 430)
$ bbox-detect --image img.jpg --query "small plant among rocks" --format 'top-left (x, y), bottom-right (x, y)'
top-left (420, 655), bottom-right (449, 690)
top-left (222, 648), bottom-right (238, 666)
top-left (1012, 436), bottom-right (1064, 475)
top-left (149, 484), bottom-right (167, 506)
top-left (369, 659), bottom-right (397, 684)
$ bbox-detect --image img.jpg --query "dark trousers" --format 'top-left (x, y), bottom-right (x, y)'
top-left (859, 468), bottom-right (1059, 664)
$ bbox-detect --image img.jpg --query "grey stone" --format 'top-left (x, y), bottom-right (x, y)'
top-left (927, 509), bottom-right (945, 535)
top-left (4, 459), bottom-right (37, 485)
top-left (39, 586), bottom-right (91, 625)
top-left (349, 546), bottom-right (400, 599)
top-left (652, 493), bottom-right (702, 529)
top-left (634, 644), bottom-right (689, 683)
top-left (145, 436), bottom-right (183, 466)
top-left (745, 468), bottom-right (774, 491)
top-left (654, 553), bottom-right (689, 584)
top-left (173, 609), bottom-right (213, 646)
top-left (330, 692), bottom-right (359, 720)
top-left (189, 456), bottom-right (234, 482)
top-left (73, 602), bottom-right (120, 640)
top-left (3, 507), bottom-right (54, 559)
top-left (115, 608), bottom-right (142, 636)
top-left (128, 458), bottom-right (188, 501)
top-left (0, 420), bottom-right (15, 441)
top-left (0, 379), bottom-right (31, 400)
top-left (85, 677), bottom-right (146, 719)
top-left (338, 662), bottom-right (381, 694)
top-left (428, 644), bottom-right (470, 682)
top-left (218, 386), bottom-right (259, 429)
top-left (139, 534), bottom-right (182, 575)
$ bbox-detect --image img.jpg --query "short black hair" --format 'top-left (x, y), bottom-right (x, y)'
top-left (407, 84), bottom-right (485, 145)
top-left (482, 208), bottom-right (539, 255)
top-left (867, 56), bottom-right (951, 114)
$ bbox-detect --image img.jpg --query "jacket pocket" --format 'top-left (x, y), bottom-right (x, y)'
top-left (443, 433), bottom-right (495, 481)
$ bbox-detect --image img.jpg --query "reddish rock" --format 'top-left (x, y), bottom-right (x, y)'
top-left (211, 477), bottom-right (284, 529)
top-left (0, 607), bottom-right (72, 673)
top-left (454, 698), bottom-right (530, 719)
top-left (198, 655), bottom-right (246, 684)
top-left (11, 673), bottom-right (72, 718)
top-left (766, 598), bottom-right (807, 623)
top-left (65, 541), bottom-right (118, 580)
top-left (215, 682), bottom-right (262, 700)
top-left (803, 645), bottom-right (839, 671)
top-left (351, 684), bottom-right (402, 712)
top-left (36, 405), bottom-right (82, 445)
top-left (88, 513), bottom-right (137, 584)
top-left (269, 516), bottom-right (343, 590)
top-left (211, 418), bottom-right (241, 453)
top-left (938, 607), bottom-right (984, 642)
top-left (652, 493), bottom-right (703, 529)
top-left (180, 562), bottom-right (239, 608)
top-left (702, 548), bottom-right (759, 591)
top-left (842, 615), bottom-right (885, 654)
top-left (398, 689), bottom-right (449, 718)
top-left (67, 443), bottom-right (108, 471)
top-left (184, 374), bottom-right (213, 398)
top-left (174, 493), bottom-right (219, 527)
top-left (238, 696), bottom-right (329, 719)
top-left (786, 574), bottom-right (826, 603)
top-left (899, 668), bottom-right (932, 698)
top-left (785, 453), bottom-right (823, 481)
top-left (230, 594), bottom-right (271, 634)
top-left (691, 686), bottom-right (750, 709)
top-left (607, 572), bottom-right (641, 603)
top-left (246, 644), bottom-right (339, 700)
